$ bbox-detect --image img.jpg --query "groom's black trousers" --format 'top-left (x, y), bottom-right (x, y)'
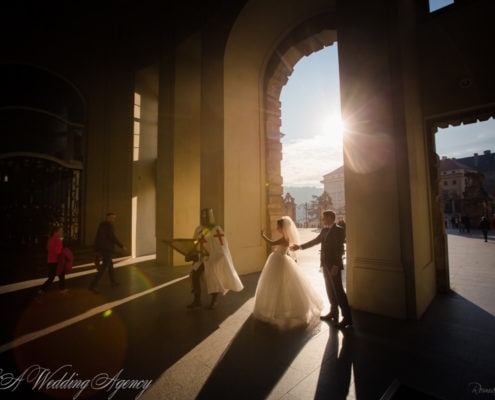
top-left (322, 265), bottom-right (352, 322)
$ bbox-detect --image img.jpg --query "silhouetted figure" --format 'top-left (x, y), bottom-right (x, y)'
top-left (292, 210), bottom-right (352, 329)
top-left (89, 212), bottom-right (126, 293)
top-left (479, 216), bottom-right (490, 242)
top-left (461, 215), bottom-right (471, 233)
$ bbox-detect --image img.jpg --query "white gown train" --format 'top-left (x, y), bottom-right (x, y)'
top-left (253, 245), bottom-right (323, 329)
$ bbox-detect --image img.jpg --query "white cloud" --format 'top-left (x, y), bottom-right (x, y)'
top-left (281, 135), bottom-right (343, 187)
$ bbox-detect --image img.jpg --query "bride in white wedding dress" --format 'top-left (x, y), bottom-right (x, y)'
top-left (253, 216), bottom-right (323, 329)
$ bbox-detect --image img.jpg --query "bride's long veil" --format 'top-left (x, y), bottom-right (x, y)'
top-left (281, 216), bottom-right (299, 262)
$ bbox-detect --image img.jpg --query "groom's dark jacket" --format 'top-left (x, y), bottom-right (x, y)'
top-left (301, 224), bottom-right (346, 270)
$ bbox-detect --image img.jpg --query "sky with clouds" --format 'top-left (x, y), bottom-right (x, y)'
top-left (280, 45), bottom-right (343, 188)
top-left (435, 120), bottom-right (495, 160)
top-left (280, 43), bottom-right (495, 188)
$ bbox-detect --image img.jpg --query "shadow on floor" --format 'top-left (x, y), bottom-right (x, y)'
top-left (315, 291), bottom-right (495, 400)
top-left (196, 316), bottom-right (319, 399)
top-left (315, 326), bottom-right (353, 399)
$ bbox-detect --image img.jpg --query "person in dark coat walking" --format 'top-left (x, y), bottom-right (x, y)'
top-left (291, 209), bottom-right (352, 329)
top-left (479, 215), bottom-right (490, 242)
top-left (89, 212), bottom-right (126, 293)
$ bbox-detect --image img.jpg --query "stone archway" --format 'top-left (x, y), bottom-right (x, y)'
top-left (263, 13), bottom-right (337, 233)
top-left (223, 0), bottom-right (439, 320)
top-left (222, 0), bottom-right (337, 274)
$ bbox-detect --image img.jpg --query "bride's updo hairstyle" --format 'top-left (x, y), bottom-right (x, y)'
top-left (277, 216), bottom-right (300, 246)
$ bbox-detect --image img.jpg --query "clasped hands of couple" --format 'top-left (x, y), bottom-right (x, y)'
top-left (260, 229), bottom-right (339, 277)
top-left (290, 242), bottom-right (340, 277)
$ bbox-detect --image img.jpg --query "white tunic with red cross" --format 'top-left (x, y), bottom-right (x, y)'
top-left (193, 225), bottom-right (244, 294)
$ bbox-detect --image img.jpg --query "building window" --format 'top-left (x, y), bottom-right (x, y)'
top-left (133, 93), bottom-right (141, 161)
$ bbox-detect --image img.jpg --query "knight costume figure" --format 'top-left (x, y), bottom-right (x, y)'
top-left (187, 208), bottom-right (244, 309)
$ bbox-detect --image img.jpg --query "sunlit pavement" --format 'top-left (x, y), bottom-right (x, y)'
top-left (139, 228), bottom-right (495, 400)
top-left (446, 228), bottom-right (495, 316)
top-left (145, 228), bottom-right (495, 400)
top-left (1, 228), bottom-right (494, 399)
top-left (143, 228), bottom-right (337, 400)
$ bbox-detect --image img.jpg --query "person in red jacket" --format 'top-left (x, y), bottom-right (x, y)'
top-left (39, 226), bottom-right (67, 293)
top-left (57, 246), bottom-right (74, 276)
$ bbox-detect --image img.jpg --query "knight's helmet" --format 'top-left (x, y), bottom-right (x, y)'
top-left (200, 208), bottom-right (215, 227)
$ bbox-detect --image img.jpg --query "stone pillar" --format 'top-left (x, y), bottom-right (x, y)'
top-left (172, 35), bottom-right (202, 265)
top-left (156, 35), bottom-right (202, 267)
top-left (338, 0), bottom-right (437, 319)
top-left (200, 30), bottom-right (226, 225)
top-left (156, 54), bottom-right (175, 266)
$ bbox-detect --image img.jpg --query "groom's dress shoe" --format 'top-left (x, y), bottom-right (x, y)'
top-left (335, 320), bottom-right (353, 329)
top-left (320, 313), bottom-right (338, 322)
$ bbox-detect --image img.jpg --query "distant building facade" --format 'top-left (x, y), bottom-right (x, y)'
top-left (455, 150), bottom-right (495, 198)
top-left (439, 158), bottom-right (477, 215)
top-left (321, 166), bottom-right (345, 216)
top-left (319, 150), bottom-right (495, 223)
top-left (439, 153), bottom-right (494, 223)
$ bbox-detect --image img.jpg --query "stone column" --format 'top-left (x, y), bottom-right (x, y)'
top-left (338, 0), bottom-right (437, 319)
top-left (156, 36), bottom-right (202, 267)
top-left (155, 53), bottom-right (175, 266)
top-left (200, 30), bottom-right (226, 225)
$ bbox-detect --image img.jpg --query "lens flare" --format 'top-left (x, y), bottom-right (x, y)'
top-left (344, 129), bottom-right (394, 174)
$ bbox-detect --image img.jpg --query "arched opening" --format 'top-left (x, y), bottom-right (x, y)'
top-left (280, 45), bottom-right (343, 229)
top-left (429, 110), bottom-right (495, 310)
top-left (224, 0), bottom-right (439, 318)
top-left (0, 63), bottom-right (86, 282)
top-left (263, 13), bottom-right (337, 234)
top-left (222, 1), bottom-right (339, 275)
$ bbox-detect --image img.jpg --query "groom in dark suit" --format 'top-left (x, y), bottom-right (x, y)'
top-left (292, 210), bottom-right (352, 329)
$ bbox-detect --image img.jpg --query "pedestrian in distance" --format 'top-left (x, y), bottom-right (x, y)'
top-left (479, 215), bottom-right (490, 242)
top-left (89, 212), bottom-right (126, 294)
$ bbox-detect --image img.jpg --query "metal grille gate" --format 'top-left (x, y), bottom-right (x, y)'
top-left (0, 155), bottom-right (82, 252)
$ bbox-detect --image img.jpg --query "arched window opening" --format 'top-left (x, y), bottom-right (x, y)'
top-left (263, 14), bottom-right (338, 234)
top-left (280, 45), bottom-right (344, 228)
